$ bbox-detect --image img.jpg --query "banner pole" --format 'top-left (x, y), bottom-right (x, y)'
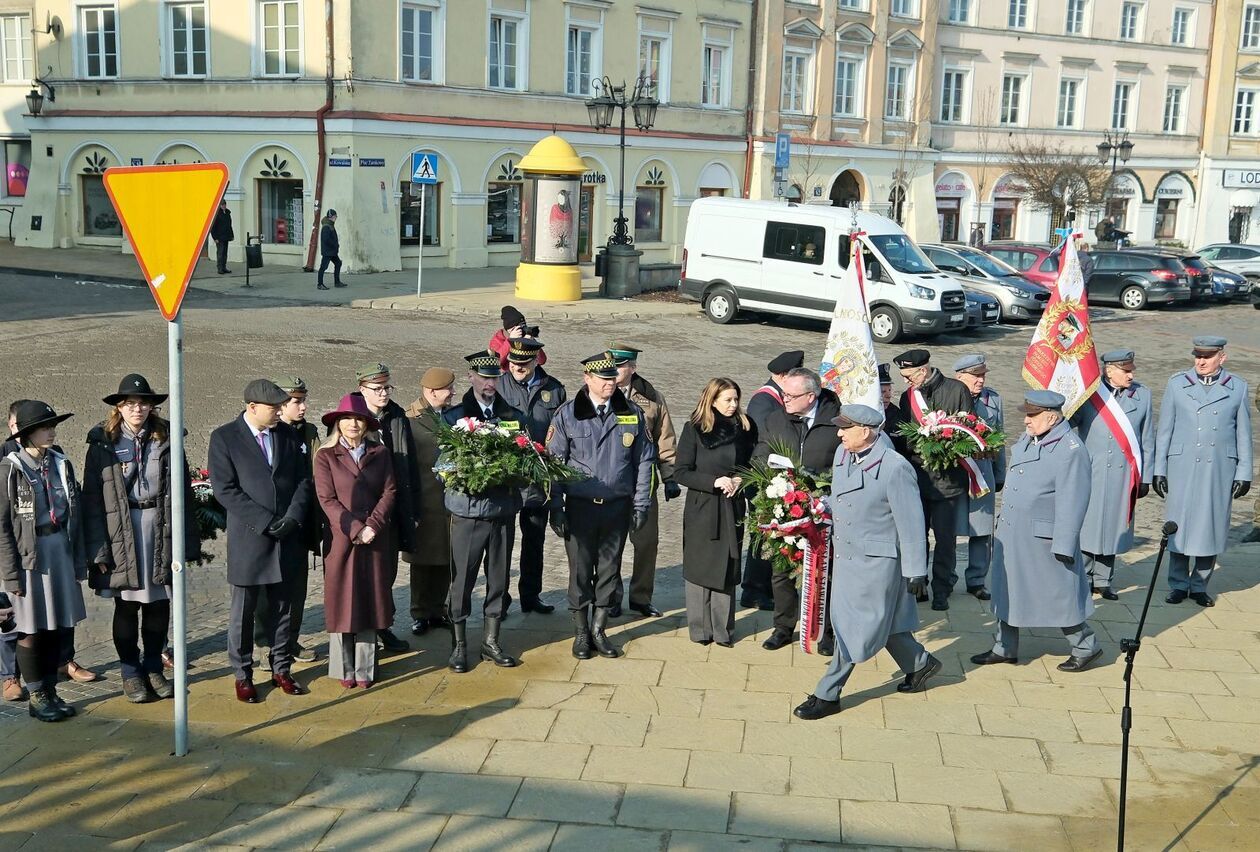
top-left (169, 313), bottom-right (189, 757)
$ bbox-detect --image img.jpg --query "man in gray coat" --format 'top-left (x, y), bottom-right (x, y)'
top-left (972, 390), bottom-right (1102, 673)
top-left (953, 354), bottom-right (1005, 601)
top-left (1070, 350), bottom-right (1154, 601)
top-left (794, 405), bottom-right (941, 720)
top-left (1153, 336), bottom-right (1253, 606)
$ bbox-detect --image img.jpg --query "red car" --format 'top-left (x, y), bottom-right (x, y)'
top-left (983, 242), bottom-right (1090, 288)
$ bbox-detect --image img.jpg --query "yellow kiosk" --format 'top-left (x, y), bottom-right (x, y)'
top-left (515, 135), bottom-right (584, 302)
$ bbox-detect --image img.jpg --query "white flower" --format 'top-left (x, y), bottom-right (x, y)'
top-left (773, 504), bottom-right (785, 519)
top-left (453, 417), bottom-right (480, 432)
top-left (783, 535), bottom-right (799, 546)
top-left (493, 425), bottom-right (511, 437)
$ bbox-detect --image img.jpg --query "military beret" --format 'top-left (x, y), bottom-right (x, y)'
top-left (1191, 335), bottom-right (1227, 353)
top-left (582, 351), bottom-right (619, 379)
top-left (1017, 389), bottom-right (1066, 414)
top-left (767, 350), bottom-right (805, 373)
top-left (464, 350), bottom-right (502, 377)
top-left (421, 367), bottom-right (455, 389)
top-left (832, 403), bottom-right (885, 429)
top-left (878, 363), bottom-right (892, 386)
top-left (272, 376), bottom-right (307, 394)
top-left (609, 344), bottom-right (642, 364)
top-left (1101, 349), bottom-right (1136, 365)
top-left (355, 362), bottom-right (391, 383)
top-left (893, 349), bottom-right (931, 369)
top-left (243, 379), bottom-right (291, 406)
top-left (952, 354), bottom-right (987, 375)
top-left (508, 338), bottom-right (545, 364)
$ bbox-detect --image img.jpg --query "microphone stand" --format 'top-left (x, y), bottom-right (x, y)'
top-left (1117, 520), bottom-right (1176, 852)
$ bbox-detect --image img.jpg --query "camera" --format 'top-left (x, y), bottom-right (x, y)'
top-left (0, 592), bottom-right (15, 633)
top-left (523, 324), bottom-right (540, 337)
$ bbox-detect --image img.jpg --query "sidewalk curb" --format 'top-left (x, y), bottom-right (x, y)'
top-left (0, 264), bottom-right (146, 289)
top-left (349, 296), bottom-right (695, 321)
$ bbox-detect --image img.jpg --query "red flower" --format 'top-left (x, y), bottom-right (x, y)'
top-left (514, 435), bottom-right (530, 448)
top-left (789, 504), bottom-right (805, 519)
top-left (783, 493), bottom-right (795, 505)
top-left (965, 413), bottom-right (978, 424)
top-left (532, 441), bottom-right (546, 453)
top-left (779, 546), bottom-right (791, 556)
top-left (976, 423), bottom-right (989, 435)
top-left (941, 427), bottom-right (955, 439)
top-left (791, 550), bottom-right (804, 561)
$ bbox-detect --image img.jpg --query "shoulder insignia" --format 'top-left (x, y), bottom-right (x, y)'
top-left (622, 432), bottom-right (635, 448)
top-left (541, 390), bottom-right (552, 403)
top-left (546, 424), bottom-right (556, 444)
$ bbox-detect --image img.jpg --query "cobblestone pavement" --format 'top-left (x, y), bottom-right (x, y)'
top-left (0, 275), bottom-right (1257, 849)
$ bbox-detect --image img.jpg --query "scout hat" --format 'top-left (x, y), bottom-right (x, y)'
top-left (465, 350), bottom-right (502, 378)
top-left (831, 403), bottom-right (884, 429)
top-left (1016, 389), bottom-right (1066, 415)
top-left (1100, 350), bottom-right (1135, 368)
top-left (356, 362), bottom-right (390, 383)
top-left (103, 373), bottom-right (168, 406)
top-left (243, 379), bottom-right (291, 406)
top-left (609, 344), bottom-right (642, 365)
top-left (877, 363), bottom-right (892, 386)
top-left (1191, 336), bottom-right (1227, 356)
top-left (952, 354), bottom-right (987, 376)
top-left (768, 350), bottom-right (805, 374)
top-left (581, 351), bottom-right (619, 379)
top-left (501, 305), bottom-right (527, 330)
top-left (322, 392), bottom-right (380, 431)
top-left (6, 400), bottom-right (72, 442)
top-left (508, 339), bottom-right (545, 364)
top-left (893, 349), bottom-right (930, 369)
top-left (421, 367), bottom-right (456, 389)
top-left (272, 376), bottom-right (308, 396)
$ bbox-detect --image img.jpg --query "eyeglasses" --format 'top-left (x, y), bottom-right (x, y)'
top-left (361, 384), bottom-right (394, 393)
top-left (781, 390), bottom-right (815, 402)
top-left (118, 400), bottom-right (153, 410)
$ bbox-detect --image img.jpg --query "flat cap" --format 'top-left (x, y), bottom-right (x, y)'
top-left (421, 367), bottom-right (455, 389)
top-left (952, 354), bottom-right (987, 375)
top-left (893, 349), bottom-right (931, 369)
top-left (355, 362), bottom-right (390, 382)
top-left (1017, 389), bottom-right (1066, 414)
top-left (508, 338), bottom-right (545, 363)
top-left (878, 363), bottom-right (892, 385)
top-left (272, 376), bottom-right (307, 394)
top-left (582, 351), bottom-right (619, 379)
top-left (767, 350), bottom-right (805, 374)
top-left (609, 344), bottom-right (642, 364)
top-left (464, 350), bottom-right (502, 378)
top-left (1191, 335), bottom-right (1227, 353)
top-left (832, 404), bottom-right (885, 428)
top-left (243, 379), bottom-right (291, 406)
top-left (1100, 349), bottom-right (1136, 365)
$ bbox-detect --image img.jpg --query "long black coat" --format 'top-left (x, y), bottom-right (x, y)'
top-left (208, 414), bottom-right (314, 586)
top-left (898, 368), bottom-right (974, 500)
top-left (754, 389), bottom-right (842, 474)
top-left (674, 415), bottom-right (757, 590)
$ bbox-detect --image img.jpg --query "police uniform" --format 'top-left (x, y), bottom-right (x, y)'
top-left (496, 338), bottom-right (567, 614)
top-left (1153, 337), bottom-right (1253, 605)
top-left (952, 355), bottom-right (1005, 599)
top-left (547, 352), bottom-right (656, 659)
top-left (440, 352), bottom-right (527, 672)
top-left (973, 391), bottom-right (1102, 672)
top-left (1070, 350), bottom-right (1154, 599)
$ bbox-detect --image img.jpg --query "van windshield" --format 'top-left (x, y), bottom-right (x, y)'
top-left (867, 234), bottom-right (936, 274)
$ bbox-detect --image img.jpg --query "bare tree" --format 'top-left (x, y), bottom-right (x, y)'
top-left (1004, 136), bottom-right (1113, 213)
top-left (787, 139), bottom-right (828, 203)
top-left (971, 87), bottom-right (999, 229)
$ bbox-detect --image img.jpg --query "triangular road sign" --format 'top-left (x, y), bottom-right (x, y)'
top-left (103, 163), bottom-right (229, 321)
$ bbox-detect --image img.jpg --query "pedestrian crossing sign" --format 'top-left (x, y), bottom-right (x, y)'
top-left (411, 153), bottom-right (439, 185)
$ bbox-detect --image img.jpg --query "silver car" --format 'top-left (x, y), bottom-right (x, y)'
top-left (922, 244), bottom-right (1050, 322)
top-left (1195, 244), bottom-right (1260, 283)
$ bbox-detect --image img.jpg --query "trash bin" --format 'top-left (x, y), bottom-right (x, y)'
top-left (602, 244), bottom-right (643, 299)
top-left (594, 248), bottom-right (607, 279)
top-left (245, 243), bottom-right (263, 269)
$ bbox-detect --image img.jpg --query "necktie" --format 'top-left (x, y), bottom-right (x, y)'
top-left (483, 407), bottom-right (494, 419)
top-left (40, 461), bottom-right (58, 527)
top-left (257, 430), bottom-right (269, 464)
top-left (597, 404), bottom-right (607, 420)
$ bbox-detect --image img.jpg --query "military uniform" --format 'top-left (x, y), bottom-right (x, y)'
top-left (952, 355), bottom-right (1005, 597)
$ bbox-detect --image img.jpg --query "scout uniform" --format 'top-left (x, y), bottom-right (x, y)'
top-left (1069, 350), bottom-right (1154, 599)
top-left (973, 390), bottom-right (1101, 672)
top-left (547, 352), bottom-right (656, 659)
top-left (1153, 336), bottom-right (1253, 605)
top-left (952, 354), bottom-right (1005, 599)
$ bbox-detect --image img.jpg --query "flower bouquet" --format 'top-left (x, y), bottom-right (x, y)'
top-left (435, 417), bottom-right (584, 496)
top-left (739, 443), bottom-right (832, 579)
top-left (191, 467), bottom-right (226, 546)
top-left (896, 409), bottom-right (1005, 497)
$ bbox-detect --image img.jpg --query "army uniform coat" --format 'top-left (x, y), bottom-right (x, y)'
top-left (546, 387), bottom-right (655, 512)
top-left (497, 367), bottom-right (567, 509)
top-left (957, 387), bottom-right (1006, 536)
top-left (828, 434), bottom-right (927, 663)
top-left (402, 399), bottom-right (451, 565)
top-left (991, 418), bottom-right (1093, 627)
top-left (746, 378), bottom-right (785, 436)
top-left (1154, 369), bottom-right (1253, 556)
top-left (1071, 382), bottom-right (1154, 555)
top-left (624, 374), bottom-right (678, 484)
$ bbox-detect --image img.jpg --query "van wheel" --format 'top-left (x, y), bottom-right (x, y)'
top-left (704, 286), bottom-right (738, 324)
top-left (869, 306), bottom-right (902, 343)
top-left (1120, 285), bottom-right (1147, 311)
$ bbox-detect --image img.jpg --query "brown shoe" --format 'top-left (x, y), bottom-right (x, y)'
top-left (3, 677), bottom-right (27, 702)
top-left (60, 662), bottom-right (101, 683)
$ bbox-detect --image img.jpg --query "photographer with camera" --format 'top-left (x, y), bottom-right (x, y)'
top-left (489, 306), bottom-right (547, 372)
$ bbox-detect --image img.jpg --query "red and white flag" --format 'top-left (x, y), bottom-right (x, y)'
top-left (819, 234), bottom-right (881, 408)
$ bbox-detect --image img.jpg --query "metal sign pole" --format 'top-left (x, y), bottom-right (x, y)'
top-left (416, 188), bottom-right (425, 298)
top-left (168, 312), bottom-right (189, 757)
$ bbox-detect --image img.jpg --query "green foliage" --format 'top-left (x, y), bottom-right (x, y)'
top-left (434, 418), bottom-right (584, 496)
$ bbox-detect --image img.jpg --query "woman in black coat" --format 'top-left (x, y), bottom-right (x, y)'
top-left (674, 378), bottom-right (757, 646)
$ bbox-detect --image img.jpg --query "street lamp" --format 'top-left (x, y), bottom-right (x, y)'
top-left (585, 75), bottom-right (658, 245)
top-left (25, 76), bottom-right (55, 116)
top-left (1096, 129), bottom-right (1134, 234)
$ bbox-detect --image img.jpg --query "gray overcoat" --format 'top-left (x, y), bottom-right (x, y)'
top-left (827, 434), bottom-right (927, 663)
top-left (957, 387), bottom-right (1006, 536)
top-left (991, 418), bottom-right (1094, 627)
top-left (1072, 382), bottom-right (1154, 555)
top-left (1153, 370), bottom-right (1253, 556)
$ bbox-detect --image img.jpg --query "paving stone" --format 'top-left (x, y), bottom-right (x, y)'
top-left (430, 814), bottom-right (557, 851)
top-left (1194, 693), bottom-right (1260, 725)
top-left (1097, 686), bottom-right (1207, 721)
top-left (739, 720), bottom-right (844, 759)
top-left (1011, 682), bottom-right (1112, 713)
top-left (647, 715), bottom-right (744, 752)
top-left (97, 796), bottom-right (239, 843)
top-left (295, 766), bottom-right (419, 811)
top-left (923, 676), bottom-right (1018, 706)
top-left (551, 824), bottom-right (667, 852)
top-left (205, 803), bottom-right (342, 849)
top-left (729, 791), bottom-right (840, 842)
top-left (548, 709), bottom-right (649, 747)
top-left (1138, 746), bottom-right (1260, 788)
top-left (608, 685), bottom-right (705, 717)
top-left (661, 662), bottom-right (750, 691)
top-left (480, 740), bottom-right (590, 780)
top-left (1158, 646), bottom-right (1256, 673)
top-left (454, 707), bottom-right (557, 741)
top-left (515, 680), bottom-right (614, 712)
top-left (884, 699), bottom-right (980, 735)
top-left (624, 635), bottom-right (713, 662)
top-left (195, 761), bottom-right (323, 806)
top-left (841, 800), bottom-right (956, 849)
top-left (315, 810), bottom-right (447, 851)
top-left (998, 771), bottom-right (1115, 818)
top-left (938, 732), bottom-right (1047, 773)
top-left (28, 834), bottom-right (139, 851)
top-left (288, 727), bottom-right (401, 769)
top-left (1042, 740), bottom-right (1151, 780)
top-left (789, 756), bottom-right (896, 801)
top-left (1217, 672), bottom-right (1260, 699)
top-left (616, 784), bottom-right (731, 833)
top-left (569, 657), bottom-right (665, 686)
top-left (363, 703), bottom-right (467, 737)
top-left (951, 808), bottom-right (1072, 851)
top-left (744, 664), bottom-right (829, 695)
top-left (507, 778), bottom-right (623, 825)
top-left (384, 735), bottom-right (494, 774)
top-left (582, 745), bottom-right (691, 786)
top-left (841, 727), bottom-right (941, 766)
top-left (1166, 717), bottom-right (1260, 755)
top-left (893, 764), bottom-right (1007, 810)
top-left (686, 750), bottom-right (790, 795)
top-left (402, 772), bottom-right (523, 818)
top-left (1100, 780), bottom-right (1239, 826)
top-left (976, 704), bottom-right (1081, 743)
top-left (1134, 668), bottom-right (1232, 696)
top-left (1070, 710), bottom-right (1180, 748)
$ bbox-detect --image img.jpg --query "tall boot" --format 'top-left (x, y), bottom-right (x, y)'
top-left (480, 616), bottom-right (519, 668)
top-left (448, 621), bottom-right (468, 673)
top-left (590, 608), bottom-right (621, 659)
top-left (572, 609), bottom-right (593, 660)
top-left (28, 688), bottom-right (65, 722)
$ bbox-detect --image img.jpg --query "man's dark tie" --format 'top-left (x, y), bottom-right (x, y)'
top-left (597, 404), bottom-right (607, 420)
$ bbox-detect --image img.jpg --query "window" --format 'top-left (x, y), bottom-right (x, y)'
top-left (1008, 0), bottom-right (1028, 28)
top-left (763, 221), bottom-right (826, 265)
top-left (885, 63), bottom-right (910, 120)
top-left (838, 0), bottom-right (865, 8)
top-left (834, 55), bottom-right (862, 116)
top-left (487, 169), bottom-right (522, 244)
top-left (1119, 2), bottom-right (1141, 40)
top-left (940, 69), bottom-right (967, 122)
top-left (1000, 74), bottom-right (1025, 125)
top-left (1057, 78), bottom-right (1081, 127)
top-left (489, 14), bottom-right (523, 90)
top-left (82, 174), bottom-right (122, 236)
top-left (5, 140), bottom-right (30, 198)
top-left (891, 0), bottom-right (915, 17)
top-left (80, 6), bottom-right (118, 79)
top-left (259, 178), bottom-right (303, 244)
top-left (0, 13), bottom-right (33, 83)
top-left (1170, 8), bottom-right (1191, 45)
top-left (1155, 199), bottom-right (1178, 238)
top-left (635, 187), bottom-right (663, 242)
top-left (565, 25), bottom-right (597, 96)
top-left (167, 2), bottom-right (207, 77)
top-left (401, 2), bottom-right (443, 83)
top-left (400, 181), bottom-right (440, 246)
top-left (1244, 5), bottom-right (1260, 49)
top-left (1065, 0), bottom-right (1086, 34)
top-left (701, 27), bottom-right (732, 108)
top-left (1112, 82), bottom-right (1134, 130)
top-left (781, 50), bottom-right (812, 114)
top-left (1163, 85), bottom-right (1185, 132)
top-left (1235, 89), bottom-right (1257, 134)
top-left (638, 20), bottom-right (671, 102)
top-left (947, 0), bottom-right (970, 23)
top-left (259, 0), bottom-right (299, 76)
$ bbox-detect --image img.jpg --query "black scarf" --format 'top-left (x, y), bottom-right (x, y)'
top-left (698, 413), bottom-right (743, 449)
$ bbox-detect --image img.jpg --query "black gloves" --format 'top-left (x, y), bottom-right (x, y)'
top-left (1054, 552), bottom-right (1075, 566)
top-left (906, 576), bottom-right (927, 598)
top-left (663, 480), bottom-right (682, 501)
top-left (995, 481), bottom-right (1005, 494)
top-left (633, 508), bottom-right (650, 531)
top-left (1151, 476), bottom-right (1168, 499)
top-left (266, 517), bottom-right (299, 539)
top-left (1233, 480), bottom-right (1252, 499)
top-left (1137, 483), bottom-right (1150, 499)
top-left (549, 506), bottom-right (569, 539)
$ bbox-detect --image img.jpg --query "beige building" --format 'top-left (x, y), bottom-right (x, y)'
top-left (14, 0), bottom-right (753, 271)
top-left (0, 7), bottom-right (34, 231)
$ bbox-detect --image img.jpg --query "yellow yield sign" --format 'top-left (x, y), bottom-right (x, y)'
top-left (103, 163), bottom-right (229, 321)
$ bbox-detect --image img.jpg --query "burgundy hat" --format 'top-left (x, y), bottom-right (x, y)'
top-left (321, 392), bottom-right (380, 431)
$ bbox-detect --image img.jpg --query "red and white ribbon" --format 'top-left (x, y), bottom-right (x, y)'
top-left (1088, 386), bottom-right (1143, 524)
top-left (909, 389), bottom-right (991, 499)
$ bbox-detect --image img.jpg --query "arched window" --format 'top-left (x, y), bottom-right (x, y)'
top-left (487, 157), bottom-right (524, 244)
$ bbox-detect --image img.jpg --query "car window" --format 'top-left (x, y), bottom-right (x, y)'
top-left (763, 221), bottom-right (825, 265)
top-left (988, 248), bottom-right (1014, 264)
top-left (1197, 247), bottom-right (1219, 260)
top-left (958, 248), bottom-right (1020, 277)
top-left (836, 235), bottom-right (878, 272)
top-left (1037, 253), bottom-right (1059, 273)
top-left (1093, 253), bottom-right (1124, 271)
top-left (1238, 248), bottom-right (1260, 259)
top-left (867, 234), bottom-right (936, 274)
top-left (1217, 247), bottom-right (1243, 260)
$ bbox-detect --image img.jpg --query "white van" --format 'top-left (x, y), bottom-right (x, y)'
top-left (680, 198), bottom-right (967, 343)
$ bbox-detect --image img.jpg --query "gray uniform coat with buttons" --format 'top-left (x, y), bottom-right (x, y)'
top-left (547, 387), bottom-right (655, 512)
top-left (1071, 382), bottom-right (1154, 555)
top-left (828, 433), bottom-right (927, 663)
top-left (1154, 369), bottom-right (1253, 556)
top-left (991, 418), bottom-right (1094, 627)
top-left (957, 387), bottom-right (1006, 536)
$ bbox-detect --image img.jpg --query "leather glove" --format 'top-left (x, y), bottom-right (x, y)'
top-left (1233, 480), bottom-right (1252, 499)
top-left (1151, 475), bottom-right (1168, 499)
top-left (1137, 483), bottom-right (1150, 499)
top-left (906, 576), bottom-right (928, 599)
top-left (549, 506), bottom-right (569, 539)
top-left (266, 517), bottom-right (299, 539)
top-left (633, 508), bottom-right (650, 531)
top-left (663, 480), bottom-right (682, 501)
top-left (1054, 552), bottom-right (1075, 566)
top-left (995, 481), bottom-right (1005, 494)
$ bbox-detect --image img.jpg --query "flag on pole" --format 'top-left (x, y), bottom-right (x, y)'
top-left (819, 234), bottom-right (880, 408)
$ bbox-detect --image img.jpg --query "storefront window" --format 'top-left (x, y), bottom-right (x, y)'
top-left (1155, 198), bottom-right (1179, 239)
top-left (991, 199), bottom-right (1018, 240)
top-left (258, 179), bottom-right (304, 245)
top-left (487, 182), bottom-right (522, 243)
top-left (81, 174), bottom-right (121, 236)
top-left (699, 187), bottom-right (726, 198)
top-left (400, 181), bottom-right (440, 246)
top-left (5, 140), bottom-right (30, 197)
top-left (1230, 207), bottom-right (1252, 244)
top-left (634, 186), bottom-right (664, 242)
top-left (1106, 198), bottom-right (1129, 231)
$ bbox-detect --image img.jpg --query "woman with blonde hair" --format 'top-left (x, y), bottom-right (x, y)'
top-left (674, 378), bottom-right (757, 646)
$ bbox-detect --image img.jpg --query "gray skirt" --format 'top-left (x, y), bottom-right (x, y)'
top-left (13, 530), bottom-right (87, 634)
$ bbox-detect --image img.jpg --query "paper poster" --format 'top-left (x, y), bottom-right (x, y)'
top-left (532, 177), bottom-right (579, 264)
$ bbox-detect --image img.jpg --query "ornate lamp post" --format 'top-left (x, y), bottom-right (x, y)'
top-left (585, 76), bottom-right (658, 246)
top-left (1096, 129), bottom-right (1134, 239)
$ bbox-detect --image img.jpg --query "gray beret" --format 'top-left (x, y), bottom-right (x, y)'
top-left (831, 403), bottom-right (885, 428)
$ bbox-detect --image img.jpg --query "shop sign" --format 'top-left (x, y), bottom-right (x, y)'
top-left (582, 172), bottom-right (607, 184)
top-left (1223, 169), bottom-right (1260, 188)
top-left (934, 180), bottom-right (967, 197)
top-left (993, 176), bottom-right (1027, 195)
top-left (329, 157), bottom-right (351, 167)
top-left (1157, 186), bottom-right (1183, 197)
top-left (358, 157), bottom-right (385, 167)
top-left (1109, 185), bottom-right (1135, 197)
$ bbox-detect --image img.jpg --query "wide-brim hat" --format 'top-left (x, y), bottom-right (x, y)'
top-left (6, 400), bottom-right (73, 442)
top-left (103, 373), bottom-right (168, 406)
top-left (322, 392), bottom-right (381, 431)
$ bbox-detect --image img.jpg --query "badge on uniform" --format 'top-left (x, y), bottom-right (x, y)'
top-left (616, 415), bottom-right (637, 426)
top-left (300, 444), bottom-right (307, 455)
top-left (501, 420), bottom-right (520, 431)
top-left (622, 432), bottom-right (635, 447)
top-left (541, 391), bottom-right (552, 403)
top-left (546, 424), bottom-right (555, 444)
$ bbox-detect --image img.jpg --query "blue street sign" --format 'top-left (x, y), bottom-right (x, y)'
top-left (774, 132), bottom-right (791, 169)
top-left (411, 152), bottom-right (439, 185)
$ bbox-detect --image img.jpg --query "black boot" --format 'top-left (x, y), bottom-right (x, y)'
top-left (448, 621), bottom-right (469, 673)
top-left (590, 608), bottom-right (621, 658)
top-left (572, 610), bottom-right (593, 660)
top-left (480, 616), bottom-right (520, 667)
top-left (28, 689), bottom-right (65, 722)
top-left (44, 681), bottom-right (76, 718)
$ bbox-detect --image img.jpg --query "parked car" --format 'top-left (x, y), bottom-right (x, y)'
top-left (1116, 249), bottom-right (1212, 300)
top-left (982, 242), bottom-right (1085, 289)
top-left (1087, 251), bottom-right (1193, 309)
top-left (962, 288), bottom-right (1001, 328)
top-left (1195, 244), bottom-right (1260, 281)
top-left (1205, 264), bottom-right (1246, 301)
top-left (921, 243), bottom-right (1050, 322)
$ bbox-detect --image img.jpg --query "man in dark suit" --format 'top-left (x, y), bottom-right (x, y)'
top-left (209, 379), bottom-right (314, 702)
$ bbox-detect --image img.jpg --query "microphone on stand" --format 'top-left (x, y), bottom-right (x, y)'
top-left (1160, 521), bottom-right (1178, 540)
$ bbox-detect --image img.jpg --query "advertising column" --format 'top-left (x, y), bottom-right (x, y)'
top-left (515, 135), bottom-right (584, 301)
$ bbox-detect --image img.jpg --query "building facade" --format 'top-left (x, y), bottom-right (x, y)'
top-left (0, 7), bottom-right (34, 233)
